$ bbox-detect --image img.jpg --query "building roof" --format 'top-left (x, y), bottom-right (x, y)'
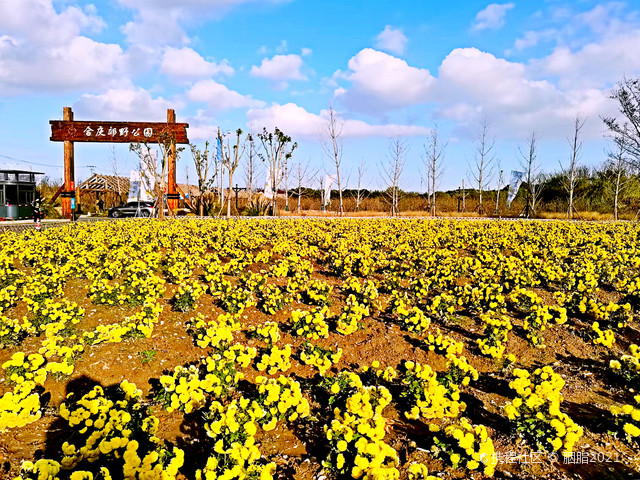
top-left (0, 169), bottom-right (44, 174)
top-left (78, 174), bottom-right (130, 192)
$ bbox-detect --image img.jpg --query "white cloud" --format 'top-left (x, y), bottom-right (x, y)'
top-left (333, 49), bottom-right (435, 114)
top-left (523, 3), bottom-right (640, 90)
top-left (74, 87), bottom-right (177, 121)
top-left (0, 0), bottom-right (124, 94)
top-left (0, 36), bottom-right (124, 95)
top-left (374, 26), bottom-right (408, 55)
top-left (117, 0), bottom-right (290, 46)
top-left (533, 31), bottom-right (640, 89)
top-left (472, 3), bottom-right (515, 31)
top-left (0, 0), bottom-right (105, 45)
top-left (434, 47), bottom-right (612, 138)
top-left (247, 103), bottom-right (431, 139)
top-left (161, 47), bottom-right (233, 82)
top-left (187, 79), bottom-right (265, 111)
top-left (250, 54), bottom-right (307, 81)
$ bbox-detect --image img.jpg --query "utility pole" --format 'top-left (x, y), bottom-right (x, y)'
top-left (233, 184), bottom-right (241, 212)
top-left (462, 179), bottom-right (466, 213)
top-left (495, 170), bottom-right (503, 215)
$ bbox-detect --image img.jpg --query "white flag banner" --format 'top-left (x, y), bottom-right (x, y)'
top-left (324, 174), bottom-right (337, 206)
top-left (139, 155), bottom-right (156, 202)
top-left (127, 170), bottom-right (140, 202)
top-left (506, 170), bottom-right (525, 208)
top-left (264, 169), bottom-right (275, 199)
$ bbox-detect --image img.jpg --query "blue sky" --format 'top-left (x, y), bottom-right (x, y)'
top-left (1, 0), bottom-right (640, 193)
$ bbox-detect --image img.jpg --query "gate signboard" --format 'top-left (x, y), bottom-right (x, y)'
top-left (50, 120), bottom-right (188, 144)
top-left (49, 107), bottom-right (189, 218)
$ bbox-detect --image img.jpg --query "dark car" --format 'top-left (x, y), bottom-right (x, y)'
top-left (108, 201), bottom-right (155, 218)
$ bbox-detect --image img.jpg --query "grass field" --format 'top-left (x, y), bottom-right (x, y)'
top-left (1, 218), bottom-right (640, 480)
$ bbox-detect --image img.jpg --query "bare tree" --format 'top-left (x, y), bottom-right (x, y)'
top-left (519, 131), bottom-right (544, 218)
top-left (218, 128), bottom-right (249, 218)
top-left (190, 141), bottom-right (216, 216)
top-left (109, 146), bottom-right (124, 206)
top-left (323, 103), bottom-right (345, 215)
top-left (603, 77), bottom-right (640, 168)
top-left (352, 158), bottom-right (370, 212)
top-left (381, 137), bottom-right (407, 217)
top-left (257, 127), bottom-right (297, 216)
top-left (423, 125), bottom-right (447, 216)
top-left (130, 133), bottom-right (181, 219)
top-left (606, 144), bottom-right (633, 220)
top-left (469, 118), bottom-right (497, 214)
top-left (560, 116), bottom-right (586, 219)
top-left (294, 160), bottom-right (315, 213)
top-left (244, 133), bottom-right (259, 203)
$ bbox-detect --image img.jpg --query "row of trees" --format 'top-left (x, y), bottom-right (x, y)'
top-left (119, 76), bottom-right (640, 219)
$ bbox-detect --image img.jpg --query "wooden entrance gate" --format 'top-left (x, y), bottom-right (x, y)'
top-left (50, 107), bottom-right (189, 218)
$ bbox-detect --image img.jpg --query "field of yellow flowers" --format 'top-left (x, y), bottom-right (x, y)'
top-left (1, 218), bottom-right (640, 480)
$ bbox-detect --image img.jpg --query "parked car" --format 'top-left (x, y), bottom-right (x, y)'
top-left (108, 201), bottom-right (155, 218)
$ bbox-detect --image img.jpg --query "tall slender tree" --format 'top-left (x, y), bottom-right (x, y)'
top-left (469, 118), bottom-right (497, 214)
top-left (218, 129), bottom-right (249, 218)
top-left (603, 77), bottom-right (640, 168)
top-left (561, 116), bottom-right (586, 219)
top-left (324, 103), bottom-right (345, 215)
top-left (519, 131), bottom-right (544, 218)
top-left (257, 127), bottom-right (297, 216)
top-left (381, 137), bottom-right (407, 217)
top-left (423, 125), bottom-right (447, 216)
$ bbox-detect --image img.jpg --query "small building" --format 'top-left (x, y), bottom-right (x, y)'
top-left (77, 173), bottom-right (199, 211)
top-left (0, 170), bottom-right (43, 220)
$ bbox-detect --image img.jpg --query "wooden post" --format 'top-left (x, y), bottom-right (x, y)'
top-left (167, 109), bottom-right (178, 212)
top-left (63, 107), bottom-right (74, 219)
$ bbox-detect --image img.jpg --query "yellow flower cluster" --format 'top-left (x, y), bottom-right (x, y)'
top-left (301, 279), bottom-right (333, 306)
top-left (503, 366), bottom-right (583, 452)
top-left (610, 343), bottom-right (640, 381)
top-left (477, 312), bottom-right (512, 358)
top-left (342, 276), bottom-right (380, 309)
top-left (424, 293), bottom-right (457, 323)
top-left (219, 287), bottom-right (254, 314)
top-left (0, 379), bottom-right (41, 432)
top-left (27, 298), bottom-right (85, 332)
top-left (401, 361), bottom-right (466, 421)
top-left (290, 307), bottom-right (330, 339)
top-left (255, 344), bottom-right (292, 375)
top-left (324, 379), bottom-right (399, 479)
top-left (456, 283), bottom-right (506, 314)
top-left (522, 304), bottom-right (567, 348)
top-left (337, 295), bottom-right (369, 335)
top-left (257, 283), bottom-right (292, 314)
top-left (255, 375), bottom-right (311, 427)
top-left (89, 261), bottom-right (165, 307)
top-left (300, 342), bottom-right (343, 375)
top-left (189, 312), bottom-right (237, 350)
top-left (3, 352), bottom-right (47, 385)
top-left (610, 395), bottom-right (640, 443)
top-left (172, 278), bottom-right (205, 312)
top-left (406, 463), bottom-right (438, 480)
top-left (430, 418), bottom-right (497, 476)
top-left (38, 380), bottom-right (185, 479)
top-left (200, 397), bottom-right (276, 480)
top-left (423, 330), bottom-right (464, 357)
top-left (590, 321), bottom-right (616, 348)
top-left (156, 344), bottom-right (255, 413)
top-left (508, 287), bottom-right (543, 314)
top-left (250, 320), bottom-right (281, 345)
top-left (83, 300), bottom-right (162, 345)
top-left (440, 354), bottom-right (479, 389)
